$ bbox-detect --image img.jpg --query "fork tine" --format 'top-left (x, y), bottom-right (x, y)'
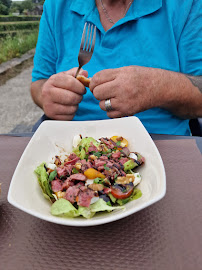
top-left (91, 25), bottom-right (96, 52)
top-left (80, 22), bottom-right (87, 50)
top-left (84, 23), bottom-right (90, 51)
top-left (75, 23), bottom-right (96, 78)
top-left (87, 24), bottom-right (93, 52)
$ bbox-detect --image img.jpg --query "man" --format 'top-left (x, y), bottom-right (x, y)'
top-left (31, 0), bottom-right (202, 135)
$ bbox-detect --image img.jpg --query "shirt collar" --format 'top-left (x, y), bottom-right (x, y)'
top-left (70, 0), bottom-right (96, 17)
top-left (70, 0), bottom-right (162, 21)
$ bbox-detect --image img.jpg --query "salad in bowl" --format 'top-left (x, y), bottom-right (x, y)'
top-left (35, 135), bottom-right (145, 219)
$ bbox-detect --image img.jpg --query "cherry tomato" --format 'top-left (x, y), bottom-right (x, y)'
top-left (111, 184), bottom-right (134, 199)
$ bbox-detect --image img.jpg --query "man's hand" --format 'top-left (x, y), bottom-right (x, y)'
top-left (89, 66), bottom-right (202, 119)
top-left (32, 68), bottom-right (88, 120)
top-left (89, 66), bottom-right (160, 118)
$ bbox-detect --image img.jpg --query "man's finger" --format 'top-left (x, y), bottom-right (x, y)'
top-left (50, 87), bottom-right (83, 105)
top-left (44, 103), bottom-right (78, 120)
top-left (99, 98), bottom-right (117, 111)
top-left (49, 72), bottom-right (86, 95)
top-left (92, 81), bottom-right (116, 101)
top-left (89, 69), bottom-right (117, 93)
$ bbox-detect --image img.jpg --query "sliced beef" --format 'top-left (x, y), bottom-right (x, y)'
top-left (64, 156), bottom-right (80, 166)
top-left (80, 160), bottom-right (92, 172)
top-left (99, 155), bottom-right (108, 161)
top-left (51, 179), bottom-right (63, 192)
top-left (77, 187), bottom-right (95, 207)
top-left (111, 151), bottom-right (121, 159)
top-left (62, 178), bottom-right (74, 191)
top-left (69, 173), bottom-right (87, 181)
top-left (88, 142), bottom-right (98, 153)
top-left (97, 165), bottom-right (105, 171)
top-left (120, 170), bottom-right (126, 176)
top-left (68, 153), bottom-right (78, 160)
top-left (100, 138), bottom-right (115, 149)
top-left (94, 159), bottom-right (106, 168)
top-left (65, 185), bottom-right (80, 204)
top-left (56, 166), bottom-right (68, 178)
top-left (105, 160), bottom-right (114, 168)
top-left (112, 162), bottom-right (122, 170)
top-left (64, 164), bottom-right (73, 175)
top-left (122, 147), bottom-right (130, 157)
top-left (119, 157), bottom-right (129, 165)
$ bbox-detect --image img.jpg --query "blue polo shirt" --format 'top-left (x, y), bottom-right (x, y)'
top-left (32, 0), bottom-right (202, 135)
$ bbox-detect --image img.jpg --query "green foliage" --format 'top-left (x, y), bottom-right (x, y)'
top-left (0, 1), bottom-right (41, 62)
top-left (0, 0), bottom-right (12, 9)
top-left (0, 30), bottom-right (33, 38)
top-left (0, 30), bottom-right (38, 64)
top-left (0, 3), bottom-right (8, 15)
top-left (0, 21), bottom-right (39, 31)
top-left (0, 0), bottom-right (11, 15)
top-left (32, 0), bottom-right (45, 3)
top-left (0, 15), bottom-right (41, 22)
top-left (1, 0), bottom-right (44, 15)
top-left (21, 0), bottom-right (33, 12)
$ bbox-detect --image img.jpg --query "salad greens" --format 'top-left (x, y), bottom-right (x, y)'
top-left (51, 198), bottom-right (124, 219)
top-left (34, 135), bottom-right (145, 219)
top-left (34, 163), bottom-right (54, 201)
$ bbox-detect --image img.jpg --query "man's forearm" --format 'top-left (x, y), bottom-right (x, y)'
top-left (157, 70), bottom-right (202, 119)
top-left (30, 79), bottom-right (47, 109)
top-left (185, 75), bottom-right (202, 93)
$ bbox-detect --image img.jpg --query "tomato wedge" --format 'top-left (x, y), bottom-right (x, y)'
top-left (111, 184), bottom-right (134, 199)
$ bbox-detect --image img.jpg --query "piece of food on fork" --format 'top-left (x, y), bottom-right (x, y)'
top-left (77, 74), bottom-right (91, 87)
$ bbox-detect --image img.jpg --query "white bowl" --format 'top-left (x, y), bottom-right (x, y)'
top-left (8, 116), bottom-right (166, 226)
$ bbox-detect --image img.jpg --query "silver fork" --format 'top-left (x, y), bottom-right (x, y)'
top-left (75, 22), bottom-right (96, 78)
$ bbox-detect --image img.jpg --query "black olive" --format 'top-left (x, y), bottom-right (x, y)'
top-left (134, 160), bottom-right (141, 166)
top-left (99, 194), bottom-right (110, 203)
top-left (113, 184), bottom-right (126, 192)
top-left (113, 183), bottom-right (134, 191)
top-left (98, 190), bottom-right (105, 196)
top-left (128, 182), bottom-right (134, 187)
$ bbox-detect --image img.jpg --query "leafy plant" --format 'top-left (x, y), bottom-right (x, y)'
top-left (0, 29), bottom-right (38, 64)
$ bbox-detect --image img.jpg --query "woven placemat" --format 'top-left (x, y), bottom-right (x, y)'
top-left (0, 136), bottom-right (202, 270)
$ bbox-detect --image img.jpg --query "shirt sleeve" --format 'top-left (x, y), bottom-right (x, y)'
top-left (178, 0), bottom-right (202, 76)
top-left (32, 0), bottom-right (57, 82)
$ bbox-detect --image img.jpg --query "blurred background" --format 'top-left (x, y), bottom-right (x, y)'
top-left (0, 0), bottom-right (44, 134)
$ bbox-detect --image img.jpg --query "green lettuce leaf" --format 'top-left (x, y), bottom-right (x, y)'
top-left (116, 188), bottom-right (142, 206)
top-left (73, 137), bottom-right (100, 159)
top-left (34, 163), bottom-right (54, 200)
top-left (51, 198), bottom-right (79, 218)
top-left (73, 147), bottom-right (86, 159)
top-left (77, 206), bottom-right (95, 219)
top-left (51, 198), bottom-right (124, 219)
top-left (80, 137), bottom-right (100, 150)
top-left (108, 193), bottom-right (117, 203)
top-left (130, 188), bottom-right (142, 200)
top-left (90, 199), bottom-right (124, 213)
top-left (78, 199), bottom-right (124, 219)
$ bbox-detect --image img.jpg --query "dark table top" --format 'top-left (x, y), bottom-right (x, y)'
top-left (0, 134), bottom-right (202, 270)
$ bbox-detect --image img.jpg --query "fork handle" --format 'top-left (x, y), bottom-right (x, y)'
top-left (75, 65), bottom-right (82, 78)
